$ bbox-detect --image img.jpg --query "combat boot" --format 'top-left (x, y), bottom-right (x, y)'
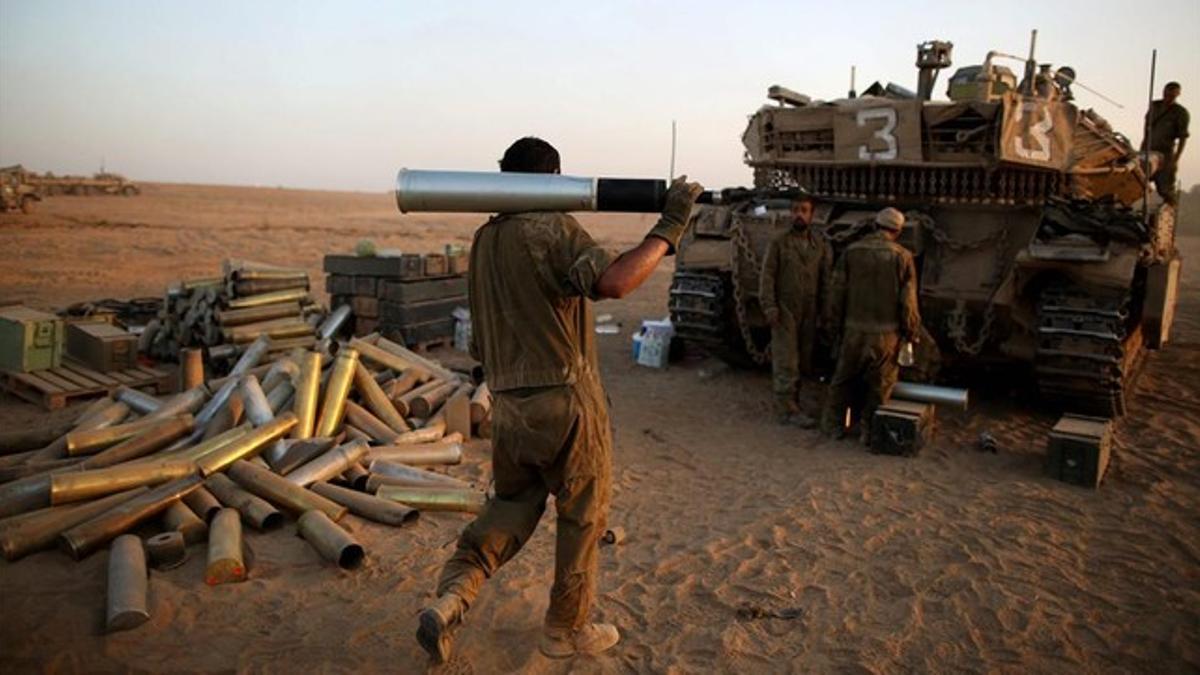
top-left (539, 623), bottom-right (620, 659)
top-left (416, 592), bottom-right (467, 664)
top-left (788, 412), bottom-right (818, 429)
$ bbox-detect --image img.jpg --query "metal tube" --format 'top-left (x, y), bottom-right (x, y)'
top-left (368, 441), bottom-right (463, 466)
top-left (233, 277), bottom-right (308, 296)
top-left (407, 381), bottom-right (458, 420)
top-left (266, 378), bottom-right (294, 413)
top-left (271, 437), bottom-right (337, 475)
top-left (314, 348), bottom-right (359, 438)
top-left (0, 421), bottom-right (76, 455)
top-left (375, 336), bottom-right (459, 384)
top-left (317, 304), bottom-right (353, 341)
top-left (172, 424), bottom-right (252, 463)
top-left (204, 473), bottom-right (283, 531)
top-left (162, 500), bottom-right (208, 544)
top-left (50, 458), bottom-right (197, 505)
top-left (395, 169), bottom-right (599, 213)
top-left (224, 319), bottom-right (312, 344)
top-left (470, 383), bottom-right (492, 425)
top-left (892, 382), bottom-right (969, 410)
top-left (225, 288), bottom-right (310, 309)
top-left (147, 386), bottom-right (209, 421)
top-left (216, 302), bottom-right (302, 327)
top-left (205, 507), bottom-right (246, 585)
top-left (0, 474), bottom-right (52, 518)
top-left (195, 335), bottom-right (271, 429)
top-left (238, 375), bottom-right (274, 427)
top-left (0, 488), bottom-right (145, 561)
top-left (230, 267), bottom-right (307, 282)
top-left (339, 461), bottom-right (370, 491)
top-left (260, 357), bottom-right (299, 395)
top-left (182, 485), bottom-right (223, 523)
top-left (375, 485), bottom-right (487, 514)
top-left (292, 352), bottom-right (322, 440)
top-left (395, 379), bottom-right (446, 418)
top-left (225, 459), bottom-right (347, 522)
top-left (27, 400), bottom-right (132, 463)
top-left (354, 361), bottom-right (410, 433)
top-left (114, 386), bottom-right (163, 415)
top-left (349, 338), bottom-right (418, 377)
top-left (297, 509), bottom-right (364, 570)
top-left (390, 425), bottom-right (445, 445)
top-left (286, 440), bottom-right (369, 488)
top-left (311, 482), bottom-right (419, 527)
top-left (181, 348), bottom-right (205, 391)
top-left (80, 415), bottom-right (195, 470)
top-left (60, 473), bottom-right (204, 559)
top-left (384, 368), bottom-right (426, 402)
top-left (66, 416), bottom-right (178, 457)
top-left (366, 461), bottom-right (470, 490)
top-left (195, 413), bottom-right (298, 476)
top-left (344, 401), bottom-right (401, 444)
top-left (106, 534), bottom-right (150, 632)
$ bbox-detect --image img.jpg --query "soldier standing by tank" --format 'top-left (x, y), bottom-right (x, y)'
top-left (759, 191), bottom-right (832, 427)
top-left (416, 137), bottom-right (703, 664)
top-left (1144, 82), bottom-right (1189, 205)
top-left (821, 207), bottom-right (921, 444)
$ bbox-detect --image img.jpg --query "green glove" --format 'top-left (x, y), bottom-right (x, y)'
top-left (646, 176), bottom-right (704, 254)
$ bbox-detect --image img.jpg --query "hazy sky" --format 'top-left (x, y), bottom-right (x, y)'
top-left (1, 1), bottom-right (1197, 192)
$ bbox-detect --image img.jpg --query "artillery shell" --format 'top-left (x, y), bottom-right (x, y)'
top-left (106, 534), bottom-right (150, 632)
top-left (0, 488), bottom-right (145, 561)
top-left (162, 500), bottom-right (208, 545)
top-left (366, 461), bottom-right (469, 490)
top-left (297, 510), bottom-right (364, 570)
top-left (344, 401), bottom-right (401, 444)
top-left (216, 301), bottom-right (302, 327)
top-left (292, 352), bottom-right (322, 441)
top-left (339, 461), bottom-right (370, 491)
top-left (148, 386), bottom-right (209, 421)
top-left (408, 381), bottom-right (458, 420)
top-left (50, 457), bottom-right (197, 505)
top-left (66, 416), bottom-right (177, 457)
top-left (286, 440), bottom-right (369, 488)
top-left (238, 375), bottom-right (274, 427)
top-left (311, 482), bottom-right (419, 528)
top-left (180, 348), bottom-right (205, 391)
top-left (205, 508), bottom-right (246, 585)
top-left (317, 304), bottom-right (353, 341)
top-left (353, 361), bottom-right (410, 434)
top-left (394, 379), bottom-right (445, 418)
top-left (385, 369), bottom-right (426, 401)
top-left (0, 474), bottom-right (53, 519)
top-left (388, 425), bottom-right (445, 445)
top-left (368, 441), bottom-right (463, 466)
top-left (226, 460), bottom-right (347, 522)
top-left (80, 415), bottom-right (195, 470)
top-left (375, 486), bottom-right (487, 514)
top-left (60, 474), bottom-right (204, 560)
top-left (145, 531), bottom-right (187, 570)
top-left (114, 386), bottom-right (163, 416)
top-left (225, 288), bottom-right (309, 309)
top-left (349, 338), bottom-right (416, 377)
top-left (314, 348), bottom-right (359, 437)
top-left (195, 413), bottom-right (298, 477)
top-left (182, 486), bottom-right (223, 523)
top-left (271, 437), bottom-right (337, 475)
top-left (470, 383), bottom-right (492, 425)
top-left (204, 474), bottom-right (283, 531)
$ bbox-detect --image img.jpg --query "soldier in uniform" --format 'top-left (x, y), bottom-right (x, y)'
top-left (821, 207), bottom-right (921, 444)
top-left (416, 137), bottom-right (703, 663)
top-left (1144, 81), bottom-right (1189, 205)
top-left (759, 191), bottom-right (832, 427)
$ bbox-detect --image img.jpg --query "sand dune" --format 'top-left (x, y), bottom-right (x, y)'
top-left (0, 185), bottom-right (1196, 673)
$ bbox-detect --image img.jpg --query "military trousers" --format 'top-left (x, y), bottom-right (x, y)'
top-left (435, 372), bottom-right (612, 632)
top-left (821, 329), bottom-right (900, 434)
top-left (770, 307), bottom-right (817, 411)
top-left (1154, 158), bottom-right (1178, 205)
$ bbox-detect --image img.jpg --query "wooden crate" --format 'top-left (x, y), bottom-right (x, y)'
top-left (1, 358), bottom-right (172, 410)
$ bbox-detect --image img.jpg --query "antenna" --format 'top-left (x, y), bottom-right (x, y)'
top-left (1022, 29), bottom-right (1038, 95)
top-left (669, 120), bottom-right (677, 180)
top-left (1143, 49), bottom-right (1157, 222)
top-left (849, 65), bottom-right (857, 98)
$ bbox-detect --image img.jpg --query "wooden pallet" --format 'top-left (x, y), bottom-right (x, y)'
top-left (1, 359), bottom-right (172, 411)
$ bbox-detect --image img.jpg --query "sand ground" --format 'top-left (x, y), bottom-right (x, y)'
top-left (0, 185), bottom-right (1197, 674)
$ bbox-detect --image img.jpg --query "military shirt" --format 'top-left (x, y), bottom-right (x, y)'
top-left (828, 231), bottom-right (921, 339)
top-left (1146, 100), bottom-right (1190, 154)
top-left (468, 212), bottom-right (615, 392)
top-left (759, 226), bottom-right (833, 319)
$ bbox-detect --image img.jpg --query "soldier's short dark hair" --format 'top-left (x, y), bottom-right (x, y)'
top-left (1165, 82), bottom-right (1181, 92)
top-left (499, 137), bottom-right (561, 174)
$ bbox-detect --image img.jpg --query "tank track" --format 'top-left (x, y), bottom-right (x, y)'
top-left (668, 269), bottom-right (762, 368)
top-left (1035, 286), bottom-right (1145, 417)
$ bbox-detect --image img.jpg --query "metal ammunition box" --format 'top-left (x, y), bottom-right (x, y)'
top-left (380, 277), bottom-right (467, 304)
top-left (0, 306), bottom-right (64, 373)
top-left (354, 276), bottom-right (379, 297)
top-left (351, 296), bottom-right (379, 319)
top-left (399, 254), bottom-right (424, 279)
top-left (66, 322), bottom-right (137, 372)
top-left (323, 255), bottom-right (422, 279)
top-left (870, 399), bottom-right (934, 457)
top-left (1045, 414), bottom-right (1112, 488)
top-left (423, 254), bottom-right (448, 277)
top-left (325, 274), bottom-right (356, 296)
top-left (448, 253), bottom-right (469, 275)
top-left (380, 296), bottom-right (467, 326)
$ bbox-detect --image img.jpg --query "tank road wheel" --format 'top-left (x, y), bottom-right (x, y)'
top-left (1034, 285), bottom-right (1146, 416)
top-left (19, 196), bottom-right (36, 214)
top-left (669, 269), bottom-right (769, 368)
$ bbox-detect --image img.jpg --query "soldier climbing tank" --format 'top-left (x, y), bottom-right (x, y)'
top-left (669, 36), bottom-right (1182, 416)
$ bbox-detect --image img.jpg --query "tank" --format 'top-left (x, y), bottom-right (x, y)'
top-left (0, 165), bottom-right (43, 214)
top-left (669, 37), bottom-right (1182, 416)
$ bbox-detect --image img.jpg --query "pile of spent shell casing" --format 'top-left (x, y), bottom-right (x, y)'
top-left (140, 259), bottom-right (324, 364)
top-left (0, 332), bottom-right (494, 633)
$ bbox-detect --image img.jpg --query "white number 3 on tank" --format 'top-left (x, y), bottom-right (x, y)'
top-left (1014, 101), bottom-right (1053, 162)
top-left (857, 108), bottom-right (898, 160)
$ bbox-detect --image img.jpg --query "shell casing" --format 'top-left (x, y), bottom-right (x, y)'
top-left (0, 488), bottom-right (145, 561)
top-left (225, 459), bottom-right (347, 522)
top-left (285, 440), bottom-right (369, 488)
top-left (114, 386), bottom-right (163, 415)
top-left (180, 348), bottom-right (205, 391)
top-left (107, 534), bottom-right (150, 632)
top-left (375, 336), bottom-right (459, 383)
top-left (205, 507), bottom-right (246, 585)
top-left (204, 473), bottom-right (283, 531)
top-left (316, 304), bottom-right (353, 341)
top-left (375, 485), bottom-right (487, 514)
top-left (224, 318), bottom-right (313, 344)
top-left (65, 416), bottom-right (174, 457)
top-left (147, 386), bottom-right (209, 421)
top-left (368, 441), bottom-right (463, 466)
top-left (182, 485), bottom-right (223, 523)
top-left (265, 336), bottom-right (317, 355)
top-left (79, 415), bottom-right (196, 470)
top-left (297, 509), bottom-right (364, 570)
top-left (314, 348), bottom-right (359, 438)
top-left (311, 481), bottom-right (418, 528)
top-left (260, 357), bottom-right (299, 395)
top-left (291, 352), bottom-right (322, 440)
top-left (216, 301), bottom-right (302, 327)
top-left (394, 379), bottom-right (445, 417)
top-left (145, 531), bottom-right (188, 570)
top-left (407, 381), bottom-right (458, 420)
top-left (195, 413), bottom-right (298, 477)
top-left (162, 500), bottom-right (208, 545)
top-left (50, 458), bottom-right (198, 505)
top-left (225, 288), bottom-right (310, 309)
top-left (353, 361), bottom-right (410, 434)
top-left (365, 461), bottom-right (470, 490)
top-left (344, 401), bottom-right (400, 444)
top-left (195, 336), bottom-right (271, 427)
top-left (238, 375), bottom-right (274, 427)
top-left (271, 437), bottom-right (336, 475)
top-left (348, 337), bottom-right (416, 375)
top-left (390, 424), bottom-right (445, 445)
top-left (384, 368), bottom-right (425, 402)
top-left (173, 424), bottom-right (252, 463)
top-left (339, 461), bottom-right (370, 491)
top-left (60, 473), bottom-right (204, 560)
top-left (230, 268), bottom-right (307, 282)
top-left (470, 383), bottom-right (492, 425)
top-left (24, 400), bottom-right (131, 464)
top-left (200, 392), bottom-right (244, 441)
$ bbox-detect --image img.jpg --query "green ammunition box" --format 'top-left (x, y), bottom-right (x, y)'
top-left (870, 399), bottom-right (934, 456)
top-left (1045, 414), bottom-right (1112, 488)
top-left (380, 277), bottom-right (467, 304)
top-left (0, 305), bottom-right (64, 373)
top-left (66, 321), bottom-right (137, 372)
top-left (351, 295), bottom-right (380, 319)
top-left (422, 254), bottom-right (448, 278)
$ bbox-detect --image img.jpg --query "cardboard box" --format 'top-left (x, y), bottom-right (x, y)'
top-left (1045, 414), bottom-right (1112, 488)
top-left (0, 305), bottom-right (64, 373)
top-left (66, 321), bottom-right (137, 372)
